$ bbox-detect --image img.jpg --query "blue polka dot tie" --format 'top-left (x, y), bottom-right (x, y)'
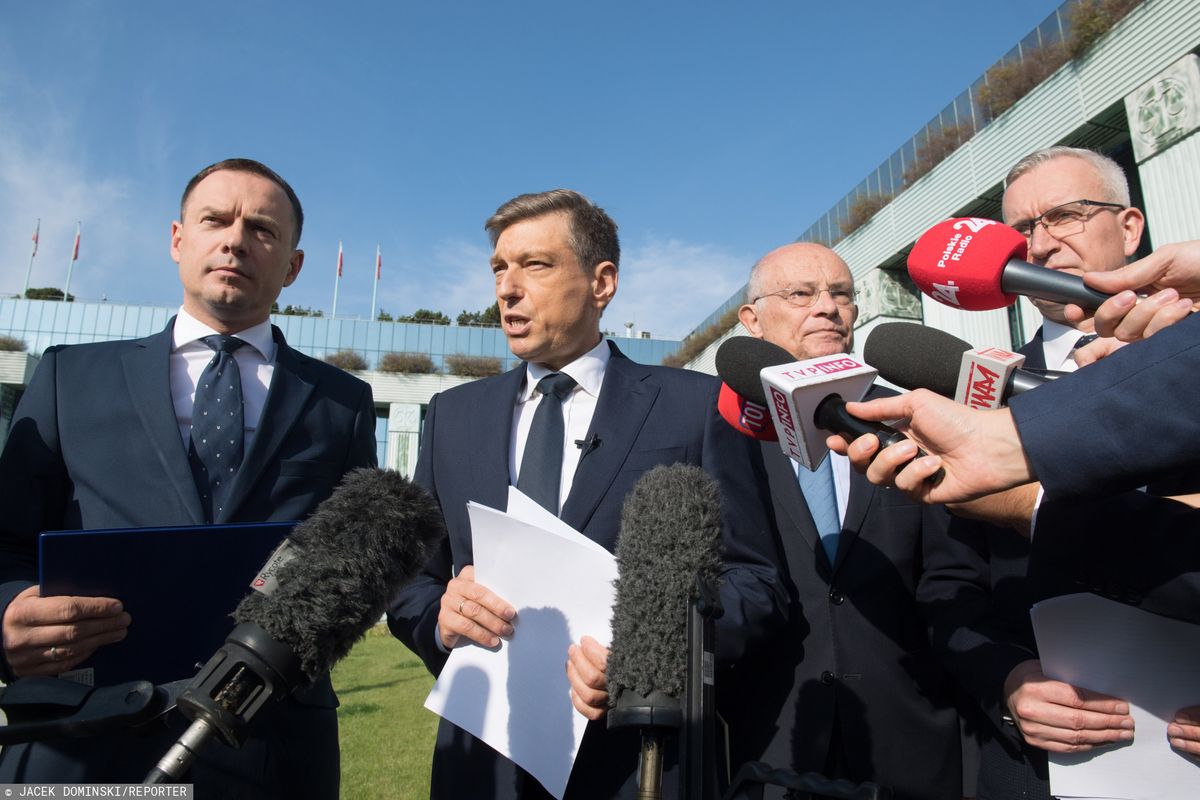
top-left (189, 335), bottom-right (246, 522)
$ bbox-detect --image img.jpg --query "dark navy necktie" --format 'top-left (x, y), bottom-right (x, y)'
top-left (189, 335), bottom-right (246, 522)
top-left (516, 373), bottom-right (578, 515)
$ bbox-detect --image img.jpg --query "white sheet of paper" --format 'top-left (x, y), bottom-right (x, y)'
top-left (424, 499), bottom-right (618, 800)
top-left (1031, 592), bottom-right (1200, 800)
top-left (505, 486), bottom-right (611, 558)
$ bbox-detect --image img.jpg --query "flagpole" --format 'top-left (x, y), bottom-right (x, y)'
top-left (332, 240), bottom-right (343, 319)
top-left (370, 244), bottom-right (380, 321)
top-left (63, 221), bottom-right (80, 302)
top-left (23, 219), bottom-right (39, 298)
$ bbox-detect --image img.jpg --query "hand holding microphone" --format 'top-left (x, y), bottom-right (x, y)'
top-left (1067, 241), bottom-right (1200, 342)
top-left (827, 390), bottom-right (1032, 505)
top-left (715, 336), bottom-right (936, 474)
top-left (907, 217), bottom-right (1112, 311)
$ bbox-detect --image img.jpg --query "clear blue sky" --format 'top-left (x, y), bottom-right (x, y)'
top-left (0, 0), bottom-right (1064, 339)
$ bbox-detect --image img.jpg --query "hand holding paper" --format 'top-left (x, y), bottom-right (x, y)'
top-left (438, 565), bottom-right (516, 650)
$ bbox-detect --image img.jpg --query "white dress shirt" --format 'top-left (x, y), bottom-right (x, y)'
top-left (1039, 318), bottom-right (1089, 373)
top-left (170, 307), bottom-right (276, 451)
top-left (509, 338), bottom-right (611, 514)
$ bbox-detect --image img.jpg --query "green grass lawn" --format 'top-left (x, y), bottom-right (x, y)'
top-left (333, 626), bottom-right (439, 799)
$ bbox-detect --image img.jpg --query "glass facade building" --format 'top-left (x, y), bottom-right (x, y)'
top-left (0, 297), bottom-right (682, 469)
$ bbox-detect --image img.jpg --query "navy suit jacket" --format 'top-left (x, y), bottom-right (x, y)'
top-left (722, 387), bottom-right (967, 800)
top-left (387, 341), bottom-right (785, 800)
top-left (0, 320), bottom-right (377, 796)
top-left (1011, 310), bottom-right (1200, 497)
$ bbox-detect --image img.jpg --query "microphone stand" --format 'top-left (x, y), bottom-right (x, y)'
top-left (608, 572), bottom-right (724, 800)
top-left (0, 676), bottom-right (185, 745)
top-left (683, 573), bottom-right (722, 800)
top-left (145, 622), bottom-right (305, 784)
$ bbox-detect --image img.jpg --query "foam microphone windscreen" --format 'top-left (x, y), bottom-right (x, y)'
top-left (233, 468), bottom-right (446, 683)
top-left (606, 464), bottom-right (724, 700)
top-left (907, 217), bottom-right (1028, 310)
top-left (714, 336), bottom-right (795, 406)
top-left (862, 322), bottom-right (973, 397)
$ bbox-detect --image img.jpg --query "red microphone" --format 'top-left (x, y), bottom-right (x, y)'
top-left (907, 217), bottom-right (1111, 311)
top-left (717, 382), bottom-right (777, 441)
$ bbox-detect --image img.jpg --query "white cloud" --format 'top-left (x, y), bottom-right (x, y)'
top-left (605, 237), bottom-right (751, 340)
top-left (0, 83), bottom-right (170, 304)
top-left (373, 237), bottom-right (496, 320)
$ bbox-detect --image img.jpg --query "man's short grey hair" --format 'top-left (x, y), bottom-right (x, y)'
top-left (745, 256), bottom-right (770, 304)
top-left (1004, 146), bottom-right (1131, 207)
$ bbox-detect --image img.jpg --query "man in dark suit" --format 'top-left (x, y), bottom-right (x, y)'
top-left (0, 158), bottom-right (377, 795)
top-left (725, 242), bottom-right (968, 799)
top-left (911, 147), bottom-right (1152, 799)
top-left (387, 189), bottom-right (784, 799)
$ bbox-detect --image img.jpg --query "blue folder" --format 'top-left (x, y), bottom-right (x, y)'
top-left (38, 521), bottom-right (295, 687)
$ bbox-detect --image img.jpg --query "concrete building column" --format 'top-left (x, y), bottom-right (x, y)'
top-left (1127, 53), bottom-right (1200, 246)
top-left (386, 402), bottom-right (422, 477)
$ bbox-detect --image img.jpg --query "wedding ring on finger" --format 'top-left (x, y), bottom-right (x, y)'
top-left (458, 599), bottom-right (466, 616)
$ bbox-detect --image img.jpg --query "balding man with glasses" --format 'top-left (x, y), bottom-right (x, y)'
top-left (721, 243), bottom-right (976, 799)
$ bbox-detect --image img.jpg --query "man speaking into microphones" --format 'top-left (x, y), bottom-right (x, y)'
top-left (387, 189), bottom-right (784, 800)
top-left (721, 241), bottom-right (975, 800)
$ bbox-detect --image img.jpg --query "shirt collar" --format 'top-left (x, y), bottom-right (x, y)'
top-left (172, 307), bottom-right (275, 361)
top-left (520, 338), bottom-right (611, 403)
top-left (1041, 318), bottom-right (1087, 370)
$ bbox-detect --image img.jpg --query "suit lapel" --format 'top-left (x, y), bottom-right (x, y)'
top-left (473, 365), bottom-right (526, 511)
top-left (560, 346), bottom-right (657, 536)
top-left (833, 468), bottom-right (875, 571)
top-left (1020, 327), bottom-right (1047, 369)
top-left (220, 329), bottom-right (315, 522)
top-left (121, 319), bottom-right (206, 525)
top-left (762, 444), bottom-right (827, 572)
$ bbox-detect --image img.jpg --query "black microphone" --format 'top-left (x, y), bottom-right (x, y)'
top-left (863, 322), bottom-right (1065, 405)
top-left (145, 468), bottom-right (446, 784)
top-left (607, 464), bottom-right (724, 800)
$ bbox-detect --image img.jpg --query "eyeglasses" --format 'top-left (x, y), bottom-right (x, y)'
top-left (751, 286), bottom-right (857, 308)
top-left (1009, 199), bottom-right (1125, 242)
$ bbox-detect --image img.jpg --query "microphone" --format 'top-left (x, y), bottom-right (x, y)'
top-left (607, 464), bottom-right (724, 800)
top-left (863, 322), bottom-right (1064, 409)
top-left (145, 468), bottom-right (446, 784)
top-left (717, 382), bottom-right (777, 441)
top-left (907, 217), bottom-right (1112, 311)
top-left (714, 336), bottom-right (917, 470)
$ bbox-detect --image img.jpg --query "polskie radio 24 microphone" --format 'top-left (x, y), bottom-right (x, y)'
top-left (145, 468), bottom-right (446, 784)
top-left (907, 217), bottom-right (1111, 311)
top-left (606, 464), bottom-right (724, 800)
top-left (863, 322), bottom-right (1065, 410)
top-left (715, 336), bottom-right (917, 470)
